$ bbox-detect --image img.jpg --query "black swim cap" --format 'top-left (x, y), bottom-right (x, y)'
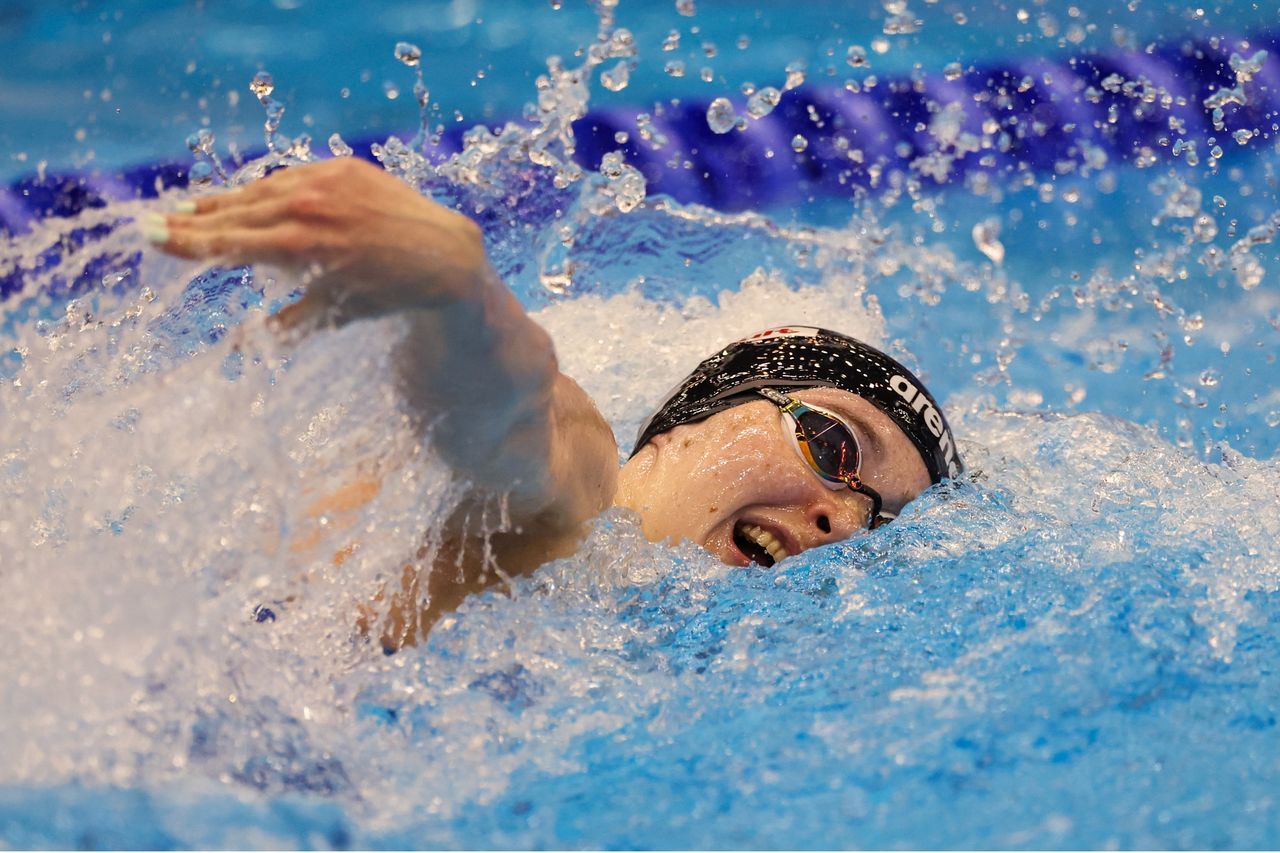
top-left (632, 326), bottom-right (963, 483)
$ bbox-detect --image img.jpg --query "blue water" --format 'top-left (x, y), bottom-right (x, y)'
top-left (2, 0), bottom-right (1280, 849)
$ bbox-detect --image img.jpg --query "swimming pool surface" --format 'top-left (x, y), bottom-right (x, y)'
top-left (2, 0), bottom-right (1279, 848)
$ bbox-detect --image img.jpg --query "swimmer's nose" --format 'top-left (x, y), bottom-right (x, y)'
top-left (805, 498), bottom-right (869, 546)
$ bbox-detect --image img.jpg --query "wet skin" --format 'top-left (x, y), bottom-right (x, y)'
top-left (145, 158), bottom-right (934, 646)
top-left (615, 387), bottom-right (932, 567)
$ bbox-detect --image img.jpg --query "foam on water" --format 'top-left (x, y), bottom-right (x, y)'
top-left (2, 0), bottom-right (1280, 848)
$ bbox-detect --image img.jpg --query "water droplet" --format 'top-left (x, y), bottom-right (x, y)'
top-left (101, 269), bottom-right (131, 288)
top-left (1214, 195), bottom-right (1227, 208)
top-left (1199, 368), bottom-right (1221, 387)
top-left (328, 133), bottom-right (353, 156)
top-left (662, 29), bottom-right (680, 52)
top-left (791, 134), bottom-right (808, 153)
top-left (249, 71), bottom-right (274, 99)
top-left (846, 45), bottom-right (868, 68)
top-left (1192, 214), bottom-right (1217, 242)
top-left (700, 67), bottom-right (714, 83)
top-left (664, 60), bottom-right (685, 77)
top-left (600, 61), bottom-right (630, 92)
top-left (1229, 49), bottom-right (1268, 84)
top-left (953, 11), bottom-right (968, 24)
top-left (783, 61), bottom-right (806, 91)
top-left (394, 41), bottom-right (422, 68)
top-left (746, 86), bottom-right (781, 119)
top-left (706, 97), bottom-right (736, 133)
top-left (943, 61), bottom-right (963, 81)
top-left (972, 219), bottom-right (1005, 265)
top-left (189, 161), bottom-right (213, 185)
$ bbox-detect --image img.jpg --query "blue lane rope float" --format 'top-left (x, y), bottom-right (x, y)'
top-left (2, 31), bottom-right (1277, 301)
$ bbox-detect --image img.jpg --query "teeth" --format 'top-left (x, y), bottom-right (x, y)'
top-left (740, 523), bottom-right (789, 563)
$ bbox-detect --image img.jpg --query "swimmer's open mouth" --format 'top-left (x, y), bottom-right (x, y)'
top-left (733, 521), bottom-right (790, 568)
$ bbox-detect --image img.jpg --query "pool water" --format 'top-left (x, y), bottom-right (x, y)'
top-left (2, 0), bottom-right (1280, 848)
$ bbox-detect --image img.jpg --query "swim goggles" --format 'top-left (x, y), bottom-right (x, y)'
top-left (755, 387), bottom-right (887, 529)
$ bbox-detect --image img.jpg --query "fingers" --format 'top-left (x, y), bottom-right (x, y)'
top-left (171, 197), bottom-right (293, 232)
top-left (186, 166), bottom-right (301, 214)
top-left (152, 219), bottom-right (295, 265)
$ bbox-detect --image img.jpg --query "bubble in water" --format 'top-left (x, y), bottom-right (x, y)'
top-left (394, 41), bottom-right (422, 68)
top-left (600, 61), bottom-right (630, 92)
top-left (664, 60), bottom-right (686, 78)
top-left (972, 219), bottom-right (1005, 265)
top-left (706, 97), bottom-right (736, 133)
top-left (676, 0), bottom-right (695, 15)
top-left (846, 45), bottom-right (869, 68)
top-left (249, 71), bottom-right (274, 99)
top-left (746, 86), bottom-right (781, 119)
top-left (548, 0), bottom-right (561, 7)
top-left (700, 67), bottom-right (714, 83)
top-left (1267, 411), bottom-right (1280, 428)
top-left (1233, 128), bottom-right (1253, 145)
top-left (662, 29), bottom-right (680, 51)
top-left (791, 134), bottom-right (808, 153)
top-left (943, 61), bottom-right (963, 81)
top-left (1199, 368), bottom-right (1221, 387)
top-left (328, 133), bottom-right (353, 157)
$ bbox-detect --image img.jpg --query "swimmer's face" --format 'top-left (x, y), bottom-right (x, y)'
top-left (614, 388), bottom-right (932, 566)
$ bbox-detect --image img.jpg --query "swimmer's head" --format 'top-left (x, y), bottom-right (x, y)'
top-left (633, 326), bottom-right (963, 482)
top-left (615, 327), bottom-right (962, 567)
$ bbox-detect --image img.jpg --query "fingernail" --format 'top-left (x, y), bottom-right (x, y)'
top-left (140, 212), bottom-right (170, 244)
top-left (173, 200), bottom-right (197, 214)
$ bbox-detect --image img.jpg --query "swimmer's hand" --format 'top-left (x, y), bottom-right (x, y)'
top-left (150, 158), bottom-right (487, 332)
top-left (149, 158), bottom-right (619, 556)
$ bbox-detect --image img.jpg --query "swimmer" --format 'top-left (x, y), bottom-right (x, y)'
top-left (144, 159), bottom-right (962, 646)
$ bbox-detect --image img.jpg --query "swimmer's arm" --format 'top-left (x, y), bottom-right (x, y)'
top-left (153, 157), bottom-right (619, 536)
top-left (393, 276), bottom-right (619, 533)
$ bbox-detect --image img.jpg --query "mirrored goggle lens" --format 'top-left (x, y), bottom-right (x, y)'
top-left (792, 409), bottom-right (861, 482)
